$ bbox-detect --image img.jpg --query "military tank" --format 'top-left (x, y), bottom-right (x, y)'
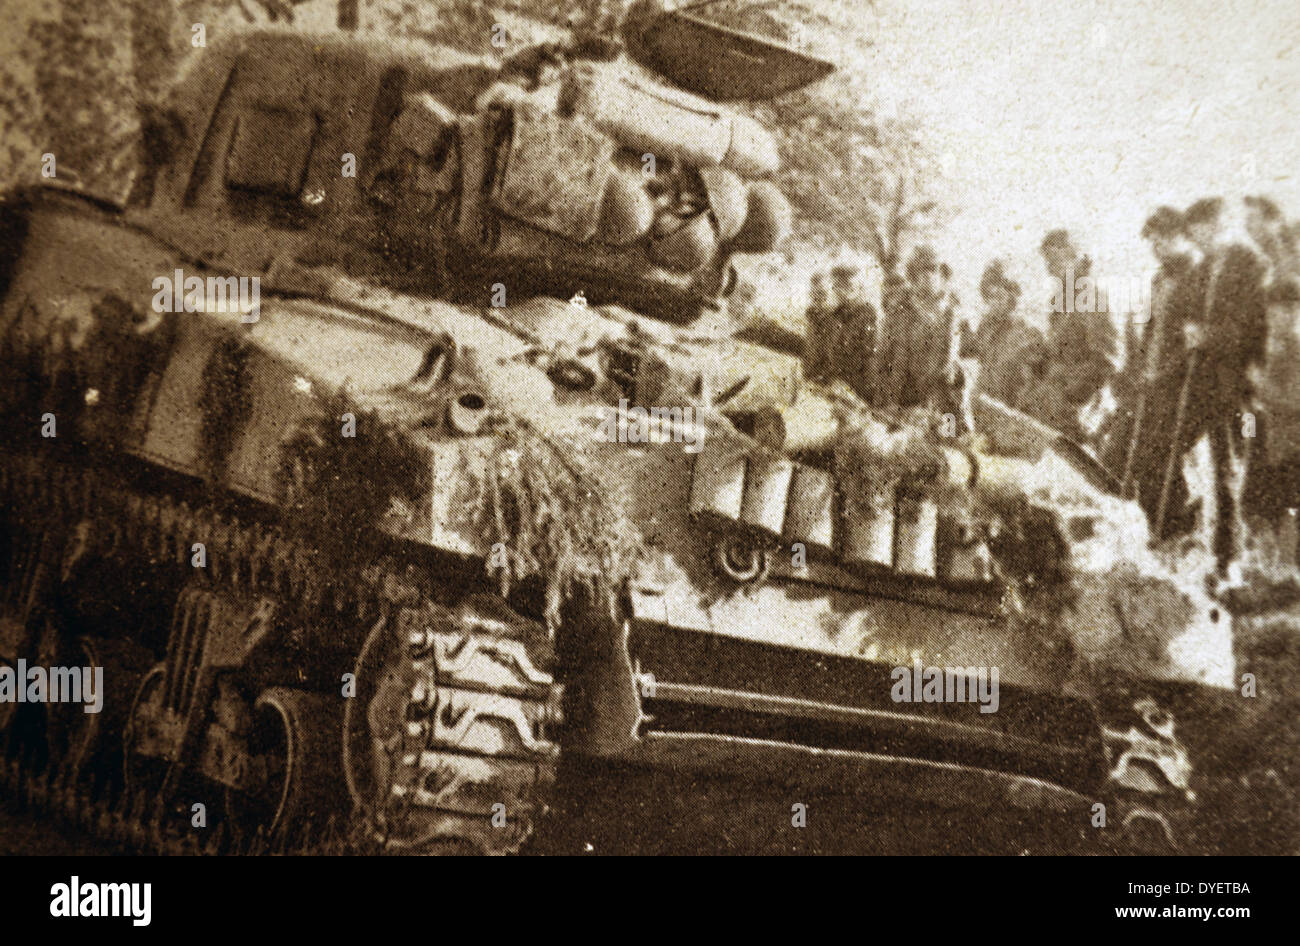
top-left (0, 6), bottom-right (1237, 854)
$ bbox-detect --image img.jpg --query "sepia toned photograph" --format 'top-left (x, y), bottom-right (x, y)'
top-left (0, 0), bottom-right (1294, 885)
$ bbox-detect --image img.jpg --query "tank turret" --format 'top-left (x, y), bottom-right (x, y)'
top-left (0, 10), bottom-right (1239, 856)
top-left (124, 22), bottom-right (801, 322)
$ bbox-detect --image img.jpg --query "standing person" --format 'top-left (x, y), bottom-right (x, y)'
top-left (827, 262), bottom-right (880, 403)
top-left (1241, 195), bottom-right (1300, 559)
top-left (876, 247), bottom-right (966, 424)
top-left (934, 261), bottom-right (976, 433)
top-left (1113, 207), bottom-right (1200, 536)
top-left (803, 269), bottom-right (835, 383)
top-left (1028, 229), bottom-right (1119, 445)
top-left (1177, 197), bottom-right (1270, 578)
top-left (960, 260), bottom-right (1043, 410)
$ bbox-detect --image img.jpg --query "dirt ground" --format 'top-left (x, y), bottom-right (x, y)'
top-left (2, 569), bottom-right (1296, 856)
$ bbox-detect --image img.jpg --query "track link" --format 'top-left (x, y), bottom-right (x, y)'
top-left (0, 450), bottom-right (563, 854)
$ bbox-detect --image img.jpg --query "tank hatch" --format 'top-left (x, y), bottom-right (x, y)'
top-left (622, 0), bottom-right (837, 101)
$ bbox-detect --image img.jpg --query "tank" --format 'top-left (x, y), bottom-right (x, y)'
top-left (0, 15), bottom-right (1236, 854)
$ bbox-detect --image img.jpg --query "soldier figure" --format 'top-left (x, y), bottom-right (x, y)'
top-left (827, 262), bottom-right (880, 403)
top-left (1114, 206), bottom-right (1199, 537)
top-left (877, 247), bottom-right (967, 429)
top-left (1241, 195), bottom-right (1300, 560)
top-left (1177, 197), bottom-right (1269, 577)
top-left (960, 260), bottom-right (1043, 411)
top-left (803, 269), bottom-right (835, 383)
top-left (1026, 229), bottom-right (1119, 445)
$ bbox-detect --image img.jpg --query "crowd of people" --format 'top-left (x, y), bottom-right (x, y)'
top-left (800, 194), bottom-right (1300, 579)
top-left (804, 247), bottom-right (968, 430)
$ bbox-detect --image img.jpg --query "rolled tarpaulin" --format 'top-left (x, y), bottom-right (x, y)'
top-left (723, 115), bottom-right (780, 180)
top-left (560, 61), bottom-right (779, 178)
top-left (597, 168), bottom-right (655, 245)
top-left (699, 166), bottom-right (748, 242)
top-left (647, 210), bottom-right (717, 272)
top-left (730, 181), bottom-right (791, 254)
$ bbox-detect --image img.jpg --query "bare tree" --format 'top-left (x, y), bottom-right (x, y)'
top-left (742, 1), bottom-right (948, 278)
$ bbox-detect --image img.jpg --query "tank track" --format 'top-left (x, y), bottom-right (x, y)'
top-left (1101, 695), bottom-right (1199, 854)
top-left (0, 449), bottom-right (562, 855)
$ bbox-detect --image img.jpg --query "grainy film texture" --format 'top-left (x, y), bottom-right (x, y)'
top-left (0, 0), bottom-right (1296, 857)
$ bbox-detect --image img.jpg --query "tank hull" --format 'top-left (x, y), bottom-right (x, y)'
top-left (0, 25), bottom-right (1238, 854)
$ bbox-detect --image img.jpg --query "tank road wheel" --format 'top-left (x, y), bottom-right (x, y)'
top-left (45, 636), bottom-right (151, 794)
top-left (123, 664), bottom-right (171, 799)
top-left (343, 596), bottom-right (562, 854)
top-left (42, 634), bottom-right (103, 781)
top-left (224, 687), bottom-right (343, 843)
top-left (0, 615), bottom-right (68, 774)
top-left (343, 616), bottom-right (417, 846)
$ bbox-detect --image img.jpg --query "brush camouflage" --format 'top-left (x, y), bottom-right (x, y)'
top-left (0, 13), bottom-right (1236, 854)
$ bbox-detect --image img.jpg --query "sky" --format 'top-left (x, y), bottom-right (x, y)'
top-left (856, 0), bottom-right (1300, 314)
